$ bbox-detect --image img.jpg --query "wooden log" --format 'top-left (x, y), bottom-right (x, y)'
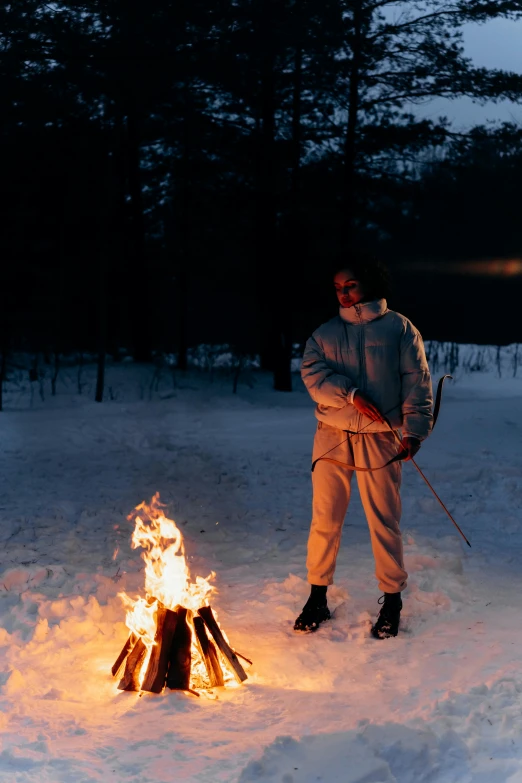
top-left (235, 651), bottom-right (253, 667)
top-left (113, 596), bottom-right (159, 680)
top-left (193, 616), bottom-right (225, 687)
top-left (141, 608), bottom-right (179, 694)
top-left (198, 606), bottom-right (247, 684)
top-left (118, 637), bottom-right (148, 691)
top-left (166, 607), bottom-right (192, 690)
top-left (111, 633), bottom-right (137, 677)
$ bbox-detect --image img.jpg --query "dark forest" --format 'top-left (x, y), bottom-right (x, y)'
top-left (3, 0), bottom-right (522, 394)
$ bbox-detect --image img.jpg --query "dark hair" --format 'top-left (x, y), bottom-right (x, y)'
top-left (332, 251), bottom-right (392, 301)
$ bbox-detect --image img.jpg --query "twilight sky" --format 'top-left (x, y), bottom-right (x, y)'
top-left (409, 16), bottom-right (522, 127)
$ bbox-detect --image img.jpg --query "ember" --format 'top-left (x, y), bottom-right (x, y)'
top-left (111, 494), bottom-right (250, 695)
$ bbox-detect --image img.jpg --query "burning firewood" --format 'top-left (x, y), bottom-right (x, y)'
top-left (112, 633), bottom-right (136, 678)
top-left (110, 495), bottom-right (251, 695)
top-left (118, 638), bottom-right (148, 691)
top-left (166, 607), bottom-right (192, 691)
top-left (142, 607), bottom-right (179, 693)
top-left (193, 616), bottom-right (224, 688)
top-left (198, 607), bottom-right (247, 684)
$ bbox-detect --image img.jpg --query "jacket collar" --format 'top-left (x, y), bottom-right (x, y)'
top-left (339, 298), bottom-right (388, 325)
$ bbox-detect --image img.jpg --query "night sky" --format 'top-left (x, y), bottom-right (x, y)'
top-left (411, 16), bottom-right (522, 126)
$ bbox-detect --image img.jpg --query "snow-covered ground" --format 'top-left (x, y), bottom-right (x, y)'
top-left (2, 354), bottom-right (522, 782)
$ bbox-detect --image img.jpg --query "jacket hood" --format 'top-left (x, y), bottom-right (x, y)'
top-left (339, 298), bottom-right (388, 325)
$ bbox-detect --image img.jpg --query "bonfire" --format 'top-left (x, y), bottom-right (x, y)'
top-left (111, 494), bottom-right (250, 695)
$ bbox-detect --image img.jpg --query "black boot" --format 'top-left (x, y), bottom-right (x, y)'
top-left (371, 592), bottom-right (402, 639)
top-left (294, 585), bottom-right (331, 632)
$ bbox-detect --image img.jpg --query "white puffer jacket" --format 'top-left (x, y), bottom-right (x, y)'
top-left (301, 299), bottom-right (433, 441)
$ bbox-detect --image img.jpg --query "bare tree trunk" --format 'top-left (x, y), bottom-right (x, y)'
top-left (344, 0), bottom-right (365, 240)
top-left (95, 255), bottom-right (107, 403)
top-left (291, 4), bottom-right (302, 199)
top-left (177, 75), bottom-right (192, 373)
top-left (96, 115), bottom-right (118, 402)
top-left (257, 1), bottom-right (276, 374)
top-left (120, 0), bottom-right (151, 364)
top-left (30, 353), bottom-right (45, 401)
top-left (127, 109), bottom-right (151, 363)
top-left (52, 353), bottom-right (60, 396)
top-left (77, 351), bottom-right (84, 395)
top-left (163, 200), bottom-right (188, 371)
top-left (53, 181), bottom-right (68, 396)
top-left (0, 334), bottom-right (7, 412)
top-left (176, 263), bottom-right (188, 371)
top-left (30, 353), bottom-right (39, 384)
top-left (269, 3), bottom-right (304, 394)
top-left (112, 109), bottom-right (128, 362)
top-left (257, 0), bottom-right (292, 391)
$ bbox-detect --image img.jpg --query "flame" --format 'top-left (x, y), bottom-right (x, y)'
top-left (119, 494), bottom-right (236, 691)
top-left (119, 594), bottom-right (158, 647)
top-left (117, 594), bottom-right (158, 689)
top-left (123, 494), bottom-right (215, 613)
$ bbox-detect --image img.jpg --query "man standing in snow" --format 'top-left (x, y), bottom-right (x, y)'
top-left (295, 254), bottom-right (433, 638)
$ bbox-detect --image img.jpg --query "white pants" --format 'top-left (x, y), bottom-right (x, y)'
top-left (306, 422), bottom-right (408, 593)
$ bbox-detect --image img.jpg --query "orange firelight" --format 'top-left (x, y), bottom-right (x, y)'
top-left (114, 494), bottom-right (248, 693)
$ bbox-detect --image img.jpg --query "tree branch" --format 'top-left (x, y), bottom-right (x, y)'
top-left (369, 7), bottom-right (464, 41)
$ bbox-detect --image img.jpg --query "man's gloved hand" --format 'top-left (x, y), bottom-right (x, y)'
top-left (352, 390), bottom-right (384, 423)
top-left (399, 436), bottom-right (421, 462)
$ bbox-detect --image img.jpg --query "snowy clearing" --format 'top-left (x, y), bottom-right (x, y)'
top-left (1, 356), bottom-right (522, 782)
